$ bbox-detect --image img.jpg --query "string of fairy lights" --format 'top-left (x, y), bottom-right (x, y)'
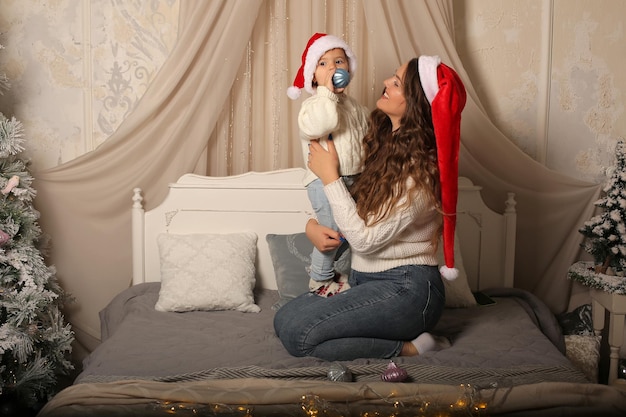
top-left (151, 383), bottom-right (490, 416)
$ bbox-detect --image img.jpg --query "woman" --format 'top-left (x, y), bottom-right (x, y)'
top-left (273, 56), bottom-right (466, 360)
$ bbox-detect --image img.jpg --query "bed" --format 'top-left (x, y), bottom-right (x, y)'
top-left (38, 168), bottom-right (626, 417)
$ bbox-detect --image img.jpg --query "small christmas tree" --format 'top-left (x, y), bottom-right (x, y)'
top-left (579, 138), bottom-right (626, 274)
top-left (0, 45), bottom-right (74, 415)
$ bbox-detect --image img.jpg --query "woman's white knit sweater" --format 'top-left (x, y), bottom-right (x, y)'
top-left (298, 86), bottom-right (369, 186)
top-left (324, 177), bottom-right (440, 273)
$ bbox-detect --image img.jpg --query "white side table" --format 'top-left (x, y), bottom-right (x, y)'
top-left (568, 261), bottom-right (626, 386)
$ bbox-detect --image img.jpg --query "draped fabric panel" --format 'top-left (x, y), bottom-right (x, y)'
top-left (32, 0), bottom-right (600, 356)
top-left (203, 1), bottom-right (374, 175)
top-left (34, 0), bottom-right (264, 353)
top-left (361, 0), bottom-right (601, 307)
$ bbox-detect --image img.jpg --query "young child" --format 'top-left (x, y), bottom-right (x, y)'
top-left (287, 33), bottom-right (369, 297)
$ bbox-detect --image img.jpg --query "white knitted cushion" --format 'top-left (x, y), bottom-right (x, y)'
top-left (564, 334), bottom-right (600, 382)
top-left (155, 232), bottom-right (260, 313)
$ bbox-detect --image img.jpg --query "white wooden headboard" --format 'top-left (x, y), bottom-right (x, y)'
top-left (131, 168), bottom-right (516, 291)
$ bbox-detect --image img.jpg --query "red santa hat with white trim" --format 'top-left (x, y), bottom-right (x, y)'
top-left (418, 55), bottom-right (467, 281)
top-left (287, 33), bottom-right (357, 100)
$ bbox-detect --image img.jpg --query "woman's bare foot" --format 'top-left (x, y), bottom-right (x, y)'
top-left (401, 333), bottom-right (451, 356)
top-left (400, 341), bottom-right (418, 356)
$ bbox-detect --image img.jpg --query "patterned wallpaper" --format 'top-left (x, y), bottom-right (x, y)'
top-left (0, 0), bottom-right (179, 170)
top-left (455, 0), bottom-right (626, 182)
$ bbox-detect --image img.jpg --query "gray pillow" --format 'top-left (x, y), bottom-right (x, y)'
top-left (266, 233), bottom-right (351, 310)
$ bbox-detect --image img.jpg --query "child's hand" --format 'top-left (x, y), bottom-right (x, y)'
top-left (319, 70), bottom-right (345, 95)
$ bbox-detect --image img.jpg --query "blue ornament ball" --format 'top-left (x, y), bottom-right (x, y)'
top-left (332, 68), bottom-right (350, 88)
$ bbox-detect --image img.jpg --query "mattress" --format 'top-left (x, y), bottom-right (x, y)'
top-left (76, 283), bottom-right (584, 387)
top-left (38, 284), bottom-right (626, 417)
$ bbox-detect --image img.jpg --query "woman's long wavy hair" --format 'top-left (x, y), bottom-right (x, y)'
top-left (350, 57), bottom-right (441, 225)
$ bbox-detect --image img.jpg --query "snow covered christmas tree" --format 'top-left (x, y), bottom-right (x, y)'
top-left (579, 138), bottom-right (626, 275)
top-left (0, 46), bottom-right (74, 414)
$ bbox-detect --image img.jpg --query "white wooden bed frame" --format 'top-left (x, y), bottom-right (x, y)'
top-left (41, 169), bottom-right (626, 417)
top-left (131, 168), bottom-right (516, 291)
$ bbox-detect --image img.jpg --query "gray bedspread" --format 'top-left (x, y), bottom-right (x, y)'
top-left (76, 283), bottom-right (587, 387)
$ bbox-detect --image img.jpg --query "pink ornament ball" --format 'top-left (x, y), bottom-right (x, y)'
top-left (381, 360), bottom-right (408, 382)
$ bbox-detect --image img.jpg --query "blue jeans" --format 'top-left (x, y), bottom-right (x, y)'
top-left (273, 265), bottom-right (445, 360)
top-left (307, 176), bottom-right (355, 281)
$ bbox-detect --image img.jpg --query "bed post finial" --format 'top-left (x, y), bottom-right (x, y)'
top-left (505, 192), bottom-right (517, 213)
top-left (132, 188), bottom-right (143, 208)
top-left (503, 192), bottom-right (517, 287)
top-left (132, 187), bottom-right (145, 286)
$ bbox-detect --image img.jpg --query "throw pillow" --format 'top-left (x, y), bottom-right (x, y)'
top-left (266, 232), bottom-right (475, 309)
top-left (155, 232), bottom-right (260, 313)
top-left (564, 334), bottom-right (600, 382)
top-left (557, 303), bottom-right (594, 335)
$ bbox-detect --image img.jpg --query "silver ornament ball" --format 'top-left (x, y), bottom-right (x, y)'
top-left (327, 362), bottom-right (352, 382)
top-left (332, 68), bottom-right (350, 88)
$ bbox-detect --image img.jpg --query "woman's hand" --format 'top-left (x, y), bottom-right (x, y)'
top-left (305, 218), bottom-right (343, 252)
top-left (308, 139), bottom-right (340, 185)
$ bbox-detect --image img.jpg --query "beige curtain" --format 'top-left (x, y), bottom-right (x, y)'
top-left (33, 0), bottom-right (264, 354)
top-left (33, 0), bottom-right (600, 357)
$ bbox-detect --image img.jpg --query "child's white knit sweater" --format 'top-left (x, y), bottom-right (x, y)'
top-left (298, 86), bottom-right (369, 186)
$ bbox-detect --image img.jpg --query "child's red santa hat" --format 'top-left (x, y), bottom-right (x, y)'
top-left (418, 55), bottom-right (467, 281)
top-left (287, 33), bottom-right (357, 100)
